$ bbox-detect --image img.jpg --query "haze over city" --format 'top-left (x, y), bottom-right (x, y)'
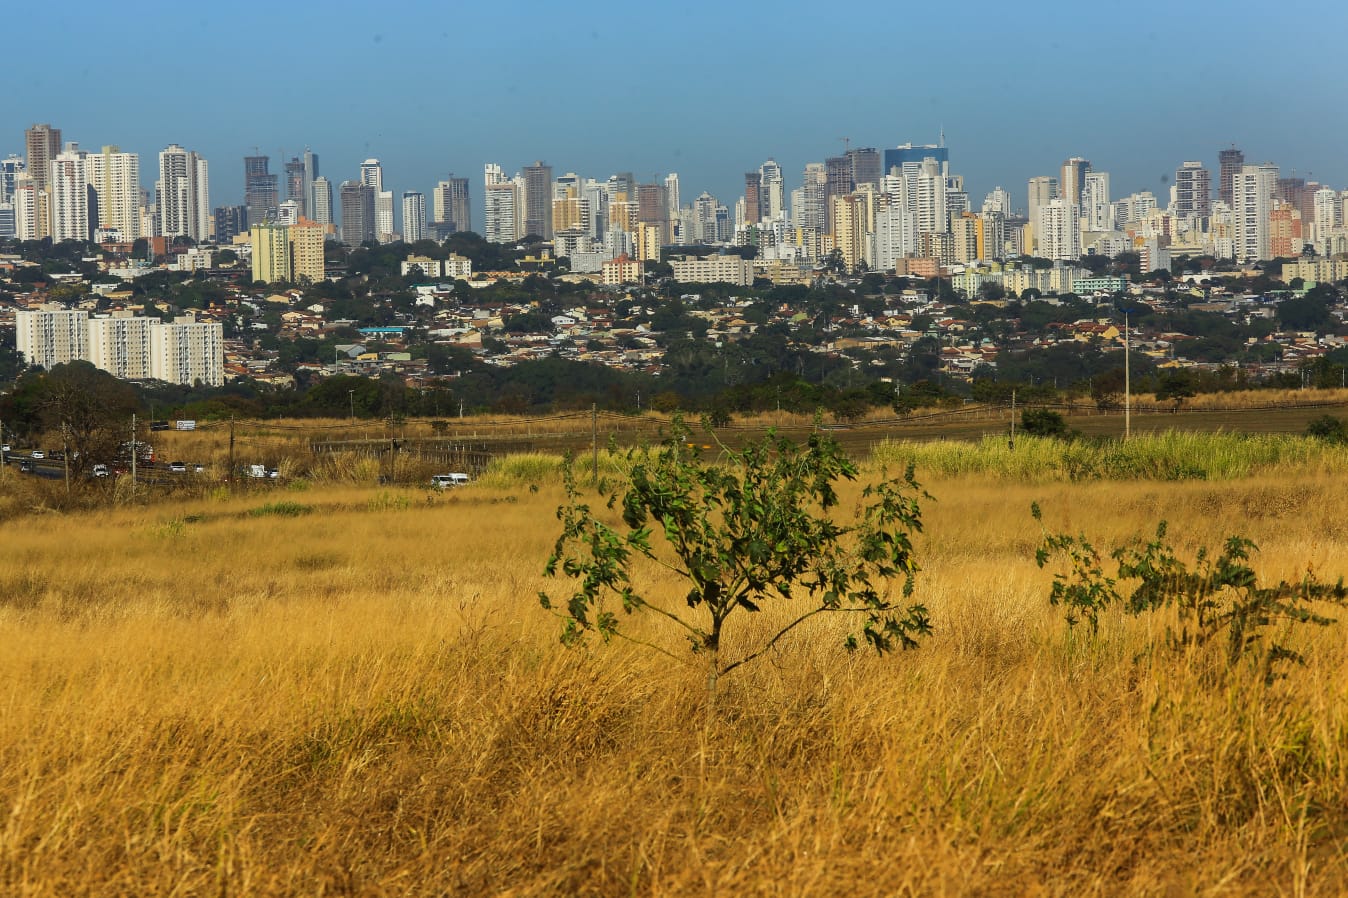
top-left (6, 0), bottom-right (1346, 220)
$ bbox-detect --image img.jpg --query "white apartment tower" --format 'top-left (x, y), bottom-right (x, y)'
top-left (149, 315), bottom-right (224, 386)
top-left (1233, 163), bottom-right (1278, 263)
top-left (48, 149), bottom-right (90, 242)
top-left (16, 306), bottom-right (89, 368)
top-left (86, 146), bottom-right (141, 240)
top-left (310, 176), bottom-right (333, 225)
top-left (1038, 198), bottom-right (1080, 262)
top-left (88, 313), bottom-right (154, 380)
top-left (1082, 171), bottom-right (1111, 232)
top-left (158, 144), bottom-right (210, 241)
top-left (402, 191), bottom-right (426, 242)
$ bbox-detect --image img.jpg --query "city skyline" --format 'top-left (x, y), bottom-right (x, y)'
top-left (4, 0), bottom-right (1345, 225)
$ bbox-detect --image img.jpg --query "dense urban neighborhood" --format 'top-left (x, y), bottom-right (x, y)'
top-left (4, 126), bottom-right (1348, 423)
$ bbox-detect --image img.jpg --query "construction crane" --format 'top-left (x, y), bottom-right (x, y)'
top-left (840, 137), bottom-right (851, 153)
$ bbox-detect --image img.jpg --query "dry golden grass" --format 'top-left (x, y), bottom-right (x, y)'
top-left (2, 464), bottom-right (1348, 895)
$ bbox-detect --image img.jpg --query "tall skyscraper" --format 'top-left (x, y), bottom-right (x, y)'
top-left (883, 143), bottom-right (948, 179)
top-left (1038, 197), bottom-right (1080, 262)
top-left (87, 145), bottom-right (141, 240)
top-left (24, 124), bottom-right (61, 191)
top-left (823, 156), bottom-right (853, 233)
top-left (484, 179), bottom-right (520, 243)
top-left (1233, 162), bottom-right (1278, 263)
top-left (310, 176), bottom-right (333, 225)
top-left (1060, 157), bottom-right (1091, 207)
top-left (847, 147), bottom-right (881, 190)
top-left (302, 148), bottom-right (319, 219)
top-left (48, 149), bottom-right (90, 242)
top-left (758, 159), bottom-right (784, 221)
top-left (360, 158), bottom-right (383, 191)
top-left (284, 156), bottom-right (306, 218)
top-left (663, 172), bottom-right (680, 238)
top-left (522, 161), bottom-right (553, 239)
top-left (402, 191), bottom-right (426, 243)
top-left (432, 176), bottom-right (470, 233)
top-left (250, 221), bottom-right (292, 283)
top-left (1082, 171), bottom-right (1111, 231)
top-left (244, 154), bottom-right (277, 226)
top-left (158, 144), bottom-right (210, 241)
top-left (743, 170), bottom-right (762, 224)
top-left (339, 180), bottom-right (375, 247)
top-left (1174, 162), bottom-right (1212, 219)
top-left (1026, 176), bottom-right (1059, 254)
top-left (1218, 146), bottom-right (1244, 209)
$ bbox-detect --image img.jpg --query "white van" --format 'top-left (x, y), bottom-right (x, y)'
top-left (431, 473), bottom-right (470, 489)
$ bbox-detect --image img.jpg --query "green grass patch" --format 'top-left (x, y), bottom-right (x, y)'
top-left (247, 501), bottom-right (314, 518)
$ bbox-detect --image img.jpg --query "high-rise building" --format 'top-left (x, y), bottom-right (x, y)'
top-left (87, 145), bottom-right (141, 241)
top-left (1060, 157), bottom-right (1091, 207)
top-left (24, 124), bottom-right (61, 191)
top-left (743, 170), bottom-right (762, 224)
top-left (302, 148), bottom-right (319, 219)
top-left (847, 148), bottom-right (881, 189)
top-left (0, 203), bottom-right (14, 239)
top-left (149, 314), bottom-right (224, 386)
top-left (0, 154), bottom-right (24, 205)
top-left (290, 218), bottom-right (326, 283)
top-left (522, 161), bottom-right (553, 239)
top-left (12, 183), bottom-right (40, 240)
top-left (663, 172), bottom-right (680, 238)
top-left (213, 205), bottom-right (248, 242)
top-left (158, 144), bottom-right (210, 242)
top-left (339, 181), bottom-right (375, 247)
top-left (432, 176), bottom-right (470, 233)
top-left (1218, 146), bottom-right (1244, 209)
top-left (16, 306), bottom-right (88, 369)
top-left (284, 156), bottom-right (306, 218)
top-left (360, 158), bottom-right (383, 191)
top-left (88, 313), bottom-right (153, 380)
top-left (1174, 161), bottom-right (1212, 219)
top-left (1082, 171), bottom-right (1111, 232)
top-left (1038, 197), bottom-right (1080, 262)
top-left (251, 221), bottom-right (292, 283)
top-left (48, 148), bottom-right (91, 242)
top-left (759, 159), bottom-right (784, 221)
top-left (375, 191), bottom-right (394, 242)
top-left (883, 143), bottom-right (949, 179)
top-left (310, 176), bottom-right (333, 226)
top-left (823, 156), bottom-right (853, 232)
top-left (244, 154), bottom-right (277, 226)
top-left (1026, 176), bottom-right (1058, 253)
top-left (402, 191), bottom-right (426, 243)
top-left (1233, 162), bottom-right (1278, 263)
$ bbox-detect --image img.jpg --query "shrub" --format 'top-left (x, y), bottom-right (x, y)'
top-left (541, 419), bottom-right (932, 700)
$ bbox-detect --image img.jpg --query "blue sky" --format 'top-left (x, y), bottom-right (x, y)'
top-left (5, 0), bottom-right (1345, 230)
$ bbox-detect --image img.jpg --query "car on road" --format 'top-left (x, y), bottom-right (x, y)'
top-left (431, 473), bottom-right (470, 489)
top-left (30, 450), bottom-right (45, 460)
top-left (92, 464), bottom-right (110, 478)
top-left (169, 461), bottom-right (187, 473)
top-left (19, 460), bottom-right (33, 472)
top-left (194, 464), bottom-right (205, 474)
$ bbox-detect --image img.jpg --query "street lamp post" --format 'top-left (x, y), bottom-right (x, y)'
top-left (348, 389), bottom-right (355, 423)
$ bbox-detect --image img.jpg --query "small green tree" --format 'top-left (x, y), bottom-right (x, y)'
top-left (542, 420), bottom-right (932, 698)
top-left (1306, 414), bottom-right (1347, 443)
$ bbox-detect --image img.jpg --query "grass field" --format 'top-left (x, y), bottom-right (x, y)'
top-left (3, 433), bottom-right (1348, 895)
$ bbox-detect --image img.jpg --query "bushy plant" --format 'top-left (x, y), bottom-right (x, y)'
top-left (1033, 503), bottom-right (1348, 680)
top-left (541, 419), bottom-right (932, 697)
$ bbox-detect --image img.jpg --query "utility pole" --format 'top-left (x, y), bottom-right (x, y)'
top-left (62, 423), bottom-right (70, 495)
top-left (1009, 389), bottom-right (1016, 451)
top-left (130, 413), bottom-right (137, 499)
top-left (592, 403), bottom-right (599, 486)
top-left (228, 415), bottom-right (236, 482)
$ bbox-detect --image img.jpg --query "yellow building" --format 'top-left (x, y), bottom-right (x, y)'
top-left (250, 222), bottom-right (291, 284)
top-left (289, 218), bottom-right (326, 284)
top-left (635, 222), bottom-right (663, 262)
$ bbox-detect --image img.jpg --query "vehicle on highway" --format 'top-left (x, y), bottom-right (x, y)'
top-left (431, 473), bottom-right (470, 488)
top-left (19, 461), bottom-right (32, 472)
top-left (169, 461), bottom-right (187, 473)
top-left (194, 464), bottom-right (205, 473)
top-left (92, 464), bottom-right (110, 478)
top-left (30, 450), bottom-right (45, 459)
